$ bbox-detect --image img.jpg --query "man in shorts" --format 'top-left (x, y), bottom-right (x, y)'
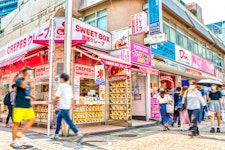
top-left (49, 73), bottom-right (83, 139)
top-left (10, 67), bottom-right (36, 148)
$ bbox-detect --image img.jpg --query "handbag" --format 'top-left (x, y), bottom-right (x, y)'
top-left (180, 109), bottom-right (190, 124)
top-left (166, 104), bottom-right (174, 113)
top-left (221, 110), bottom-right (225, 122)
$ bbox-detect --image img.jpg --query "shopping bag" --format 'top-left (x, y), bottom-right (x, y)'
top-left (221, 110), bottom-right (225, 122)
top-left (166, 104), bottom-right (174, 114)
top-left (179, 110), bottom-right (190, 124)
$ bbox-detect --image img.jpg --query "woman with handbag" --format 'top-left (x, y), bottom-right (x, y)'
top-left (207, 84), bottom-right (224, 133)
top-left (183, 80), bottom-right (206, 137)
top-left (158, 88), bottom-right (173, 131)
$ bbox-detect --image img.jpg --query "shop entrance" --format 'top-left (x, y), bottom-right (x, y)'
top-left (131, 73), bottom-right (147, 121)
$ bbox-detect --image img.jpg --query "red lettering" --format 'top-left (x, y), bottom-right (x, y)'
top-left (179, 50), bottom-right (188, 61)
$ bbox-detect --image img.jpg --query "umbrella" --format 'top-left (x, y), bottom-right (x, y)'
top-left (197, 79), bottom-right (223, 87)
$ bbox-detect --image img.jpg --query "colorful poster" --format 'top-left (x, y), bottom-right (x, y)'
top-left (131, 12), bottom-right (147, 35)
top-left (148, 0), bottom-right (163, 35)
top-left (192, 53), bottom-right (215, 75)
top-left (74, 76), bottom-right (80, 101)
top-left (130, 41), bottom-right (151, 66)
top-left (175, 45), bottom-right (192, 66)
top-left (111, 28), bottom-right (129, 50)
top-left (94, 65), bottom-right (106, 85)
top-left (151, 97), bottom-right (160, 119)
top-left (151, 41), bottom-right (175, 60)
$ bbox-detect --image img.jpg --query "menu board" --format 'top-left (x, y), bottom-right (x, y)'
top-left (151, 97), bottom-right (160, 119)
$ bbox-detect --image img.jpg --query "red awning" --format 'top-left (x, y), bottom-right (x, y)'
top-left (76, 46), bottom-right (131, 69)
top-left (0, 54), bottom-right (25, 68)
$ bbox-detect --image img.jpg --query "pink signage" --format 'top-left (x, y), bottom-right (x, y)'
top-left (130, 42), bottom-right (151, 66)
top-left (192, 53), bottom-right (215, 75)
top-left (100, 59), bottom-right (131, 69)
top-left (131, 12), bottom-right (147, 35)
top-left (151, 97), bottom-right (160, 119)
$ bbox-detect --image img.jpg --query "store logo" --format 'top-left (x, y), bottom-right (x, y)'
top-left (179, 49), bottom-right (189, 61)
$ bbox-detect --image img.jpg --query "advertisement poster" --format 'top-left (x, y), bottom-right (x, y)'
top-left (94, 65), bottom-right (106, 85)
top-left (99, 85), bottom-right (105, 100)
top-left (131, 12), bottom-right (147, 35)
top-left (35, 65), bottom-right (49, 78)
top-left (148, 0), bottom-right (163, 35)
top-left (151, 97), bottom-right (160, 119)
top-left (74, 76), bottom-right (80, 101)
top-left (130, 41), bottom-right (151, 66)
top-left (151, 41), bottom-right (175, 60)
top-left (111, 28), bottom-right (129, 50)
top-left (192, 53), bottom-right (215, 75)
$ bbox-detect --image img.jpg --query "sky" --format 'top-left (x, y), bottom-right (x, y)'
top-left (183, 0), bottom-right (225, 24)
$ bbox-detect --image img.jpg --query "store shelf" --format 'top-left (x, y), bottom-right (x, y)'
top-left (73, 116), bottom-right (103, 119)
top-left (109, 109), bottom-right (131, 111)
top-left (35, 110), bottom-right (48, 112)
top-left (75, 121), bottom-right (104, 124)
top-left (74, 110), bottom-right (103, 112)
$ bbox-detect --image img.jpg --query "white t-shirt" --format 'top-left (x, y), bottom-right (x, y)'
top-left (55, 83), bottom-right (73, 109)
top-left (157, 94), bottom-right (171, 104)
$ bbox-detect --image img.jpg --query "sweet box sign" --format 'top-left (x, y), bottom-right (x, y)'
top-left (131, 12), bottom-right (147, 35)
top-left (130, 41), bottom-right (151, 66)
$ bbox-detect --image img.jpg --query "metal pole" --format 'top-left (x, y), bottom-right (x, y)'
top-left (62, 0), bottom-right (73, 136)
top-left (47, 18), bottom-right (55, 136)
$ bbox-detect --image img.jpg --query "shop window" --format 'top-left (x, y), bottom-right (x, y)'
top-left (176, 31), bottom-right (183, 47)
top-left (84, 8), bottom-right (107, 31)
top-left (193, 42), bottom-right (198, 54)
top-left (202, 47), bottom-right (206, 58)
top-left (198, 45), bottom-right (203, 56)
top-left (183, 36), bottom-right (188, 49)
top-left (163, 23), bottom-right (170, 40)
top-left (170, 28), bottom-right (176, 43)
top-left (187, 39), bottom-right (194, 52)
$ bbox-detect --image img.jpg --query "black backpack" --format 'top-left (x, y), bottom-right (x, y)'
top-left (3, 92), bottom-right (11, 106)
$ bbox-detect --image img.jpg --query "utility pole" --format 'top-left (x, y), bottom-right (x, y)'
top-left (62, 0), bottom-right (73, 136)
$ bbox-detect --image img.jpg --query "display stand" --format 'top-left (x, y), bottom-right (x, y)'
top-left (109, 76), bottom-right (132, 123)
top-left (73, 98), bottom-right (105, 124)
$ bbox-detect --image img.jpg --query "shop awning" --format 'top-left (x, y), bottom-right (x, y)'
top-left (0, 54), bottom-right (25, 68)
top-left (75, 46), bottom-right (131, 69)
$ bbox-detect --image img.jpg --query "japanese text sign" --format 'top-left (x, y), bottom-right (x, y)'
top-left (148, 0), bottom-right (163, 35)
top-left (151, 41), bottom-right (175, 60)
top-left (35, 65), bottom-right (49, 78)
top-left (131, 12), bottom-right (147, 35)
top-left (94, 65), bottom-right (106, 85)
top-left (74, 64), bottom-right (95, 79)
top-left (130, 42), bottom-right (151, 66)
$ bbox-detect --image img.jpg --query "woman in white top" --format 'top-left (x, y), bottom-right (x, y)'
top-left (182, 80), bottom-right (206, 137)
top-left (158, 88), bottom-right (173, 131)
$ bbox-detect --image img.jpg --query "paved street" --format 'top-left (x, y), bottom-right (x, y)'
top-left (0, 120), bottom-right (225, 150)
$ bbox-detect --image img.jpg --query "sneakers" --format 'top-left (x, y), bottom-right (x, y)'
top-left (210, 127), bottom-right (215, 133)
top-left (9, 140), bottom-right (20, 148)
top-left (217, 128), bottom-right (221, 133)
top-left (50, 134), bottom-right (59, 140)
top-left (16, 132), bottom-right (26, 145)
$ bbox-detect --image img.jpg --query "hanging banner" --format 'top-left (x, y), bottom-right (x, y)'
top-left (131, 12), bottom-right (147, 35)
top-left (94, 65), bottom-right (106, 85)
top-left (148, 0), bottom-right (163, 35)
top-left (130, 41), bottom-right (151, 66)
top-left (111, 28), bottom-right (129, 50)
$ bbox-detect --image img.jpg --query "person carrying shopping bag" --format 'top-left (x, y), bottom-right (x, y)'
top-left (182, 80), bottom-right (206, 137)
top-left (158, 88), bottom-right (173, 131)
top-left (207, 84), bottom-right (224, 133)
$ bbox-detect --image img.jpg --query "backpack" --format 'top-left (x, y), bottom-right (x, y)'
top-left (3, 92), bottom-right (11, 106)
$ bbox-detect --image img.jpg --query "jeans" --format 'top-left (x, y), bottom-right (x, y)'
top-left (55, 109), bottom-right (79, 135)
top-left (160, 104), bottom-right (172, 125)
top-left (6, 105), bottom-right (13, 124)
top-left (173, 109), bottom-right (181, 125)
top-left (188, 109), bottom-right (200, 135)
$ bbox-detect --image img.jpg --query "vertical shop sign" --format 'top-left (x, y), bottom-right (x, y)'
top-left (175, 45), bottom-right (192, 66)
top-left (74, 76), bottom-right (80, 101)
top-left (148, 0), bottom-right (163, 35)
top-left (94, 65), bottom-right (106, 85)
top-left (111, 28), bottom-right (129, 50)
top-left (151, 41), bottom-right (175, 60)
top-left (130, 41), bottom-right (151, 66)
top-left (151, 97), bottom-right (160, 119)
top-left (131, 12), bottom-right (147, 35)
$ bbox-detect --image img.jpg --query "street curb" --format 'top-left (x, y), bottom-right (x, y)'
top-left (89, 121), bottom-right (160, 135)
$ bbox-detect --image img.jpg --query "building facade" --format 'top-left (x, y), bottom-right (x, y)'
top-left (207, 21), bottom-right (225, 45)
top-left (0, 0), bottom-right (225, 126)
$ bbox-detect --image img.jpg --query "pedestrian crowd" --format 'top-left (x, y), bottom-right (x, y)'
top-left (3, 67), bottom-right (83, 148)
top-left (156, 80), bottom-right (225, 137)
